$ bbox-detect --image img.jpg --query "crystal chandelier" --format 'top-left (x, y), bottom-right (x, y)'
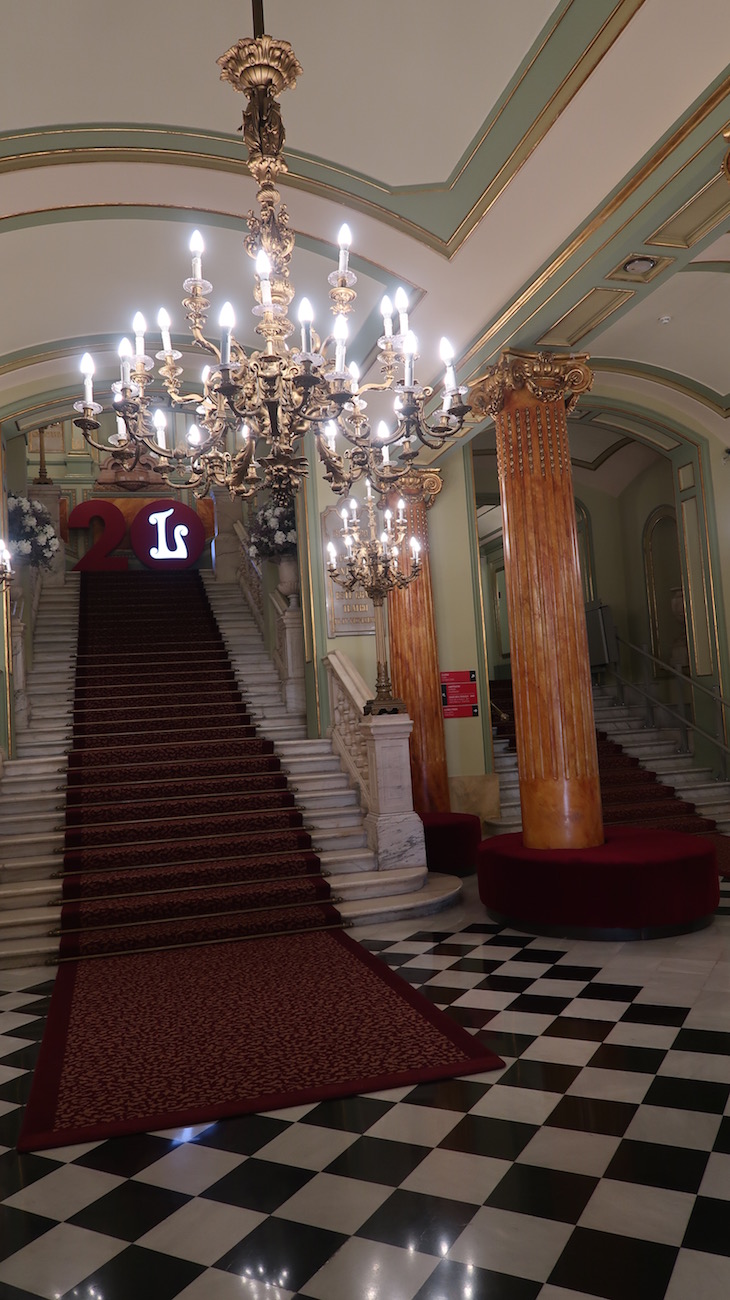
top-left (73, 21), bottom-right (471, 503)
top-left (327, 484), bottom-right (421, 714)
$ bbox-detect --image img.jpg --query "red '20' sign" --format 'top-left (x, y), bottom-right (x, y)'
top-left (68, 499), bottom-right (206, 571)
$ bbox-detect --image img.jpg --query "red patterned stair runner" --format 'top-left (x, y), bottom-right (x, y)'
top-left (59, 572), bottom-right (342, 959)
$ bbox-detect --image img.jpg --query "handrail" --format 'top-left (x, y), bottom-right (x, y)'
top-left (323, 650), bottom-right (371, 808)
top-left (617, 635), bottom-right (730, 711)
top-left (606, 665), bottom-right (730, 763)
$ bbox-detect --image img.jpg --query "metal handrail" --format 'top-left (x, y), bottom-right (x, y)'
top-left (608, 637), bottom-right (730, 779)
top-left (617, 635), bottom-right (730, 711)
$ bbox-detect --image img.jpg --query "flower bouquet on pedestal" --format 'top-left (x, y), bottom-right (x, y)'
top-left (248, 499), bottom-right (299, 596)
top-left (7, 495), bottom-right (60, 570)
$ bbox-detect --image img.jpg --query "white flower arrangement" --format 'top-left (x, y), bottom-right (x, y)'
top-left (248, 499), bottom-right (297, 560)
top-left (7, 495), bottom-right (60, 570)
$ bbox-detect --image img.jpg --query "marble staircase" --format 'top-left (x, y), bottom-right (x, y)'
top-left (491, 682), bottom-right (730, 834)
top-left (0, 572), bottom-right (459, 968)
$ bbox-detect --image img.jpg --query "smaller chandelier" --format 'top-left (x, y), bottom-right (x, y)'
top-left (73, 30), bottom-right (471, 503)
top-left (327, 482), bottom-right (421, 714)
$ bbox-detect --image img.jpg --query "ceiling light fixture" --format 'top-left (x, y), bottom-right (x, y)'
top-left (622, 255), bottom-right (657, 275)
top-left (73, 7), bottom-right (470, 503)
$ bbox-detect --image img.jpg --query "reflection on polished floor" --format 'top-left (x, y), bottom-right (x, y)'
top-left (2, 875), bottom-right (730, 1300)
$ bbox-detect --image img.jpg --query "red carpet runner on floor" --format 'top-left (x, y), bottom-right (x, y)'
top-left (18, 572), bottom-right (502, 1150)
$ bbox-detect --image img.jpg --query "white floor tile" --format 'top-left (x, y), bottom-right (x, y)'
top-left (479, 1010), bottom-right (557, 1036)
top-left (567, 1067), bottom-right (654, 1104)
top-left (255, 1121), bottom-right (358, 1170)
top-left (0, 1011), bottom-right (41, 1035)
top-left (665, 1248), bottom-right (730, 1300)
top-left (400, 1147), bottom-right (510, 1204)
top-left (521, 1035), bottom-right (599, 1066)
top-left (134, 1142), bottom-right (246, 1193)
top-left (366, 1102), bottom-right (462, 1147)
top-left (562, 998), bottom-right (638, 1022)
top-left (470, 1084), bottom-right (561, 1125)
top-left (578, 1178), bottom-right (695, 1245)
top-left (449, 1205), bottom-right (573, 1281)
top-left (659, 1049), bottom-right (730, 1085)
top-left (517, 1125), bottom-right (621, 1176)
top-left (604, 1020), bottom-right (679, 1049)
top-left (274, 1171), bottom-right (391, 1233)
top-left (303, 1236), bottom-right (437, 1300)
top-left (698, 1150), bottom-right (730, 1200)
top-left (625, 1104), bottom-right (721, 1151)
top-left (0, 1222), bottom-right (124, 1298)
top-left (138, 1196), bottom-right (266, 1264)
top-left (3, 1163), bottom-right (124, 1220)
top-left (176, 1268), bottom-right (294, 1300)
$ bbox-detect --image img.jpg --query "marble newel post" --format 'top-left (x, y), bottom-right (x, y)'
top-left (32, 486), bottom-right (65, 587)
top-left (210, 487), bottom-right (242, 582)
top-left (361, 713), bottom-right (427, 871)
top-left (387, 470), bottom-right (451, 816)
top-left (470, 351), bottom-right (603, 850)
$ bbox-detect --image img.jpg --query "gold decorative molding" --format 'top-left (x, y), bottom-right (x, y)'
top-left (537, 287), bottom-right (634, 347)
top-left (469, 350), bottom-right (593, 419)
top-left (647, 171), bottom-right (730, 248)
top-left (386, 466), bottom-right (443, 509)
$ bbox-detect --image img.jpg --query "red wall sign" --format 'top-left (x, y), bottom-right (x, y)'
top-left (440, 670), bottom-right (479, 718)
top-left (68, 498), bottom-right (206, 572)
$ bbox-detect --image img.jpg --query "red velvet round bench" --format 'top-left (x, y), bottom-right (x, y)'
top-left (421, 812), bottom-right (482, 876)
top-left (477, 826), bottom-right (719, 940)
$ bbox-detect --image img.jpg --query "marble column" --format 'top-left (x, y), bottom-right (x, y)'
top-left (469, 351), bottom-right (603, 850)
top-left (387, 470), bottom-right (450, 815)
top-left (210, 487), bottom-right (242, 582)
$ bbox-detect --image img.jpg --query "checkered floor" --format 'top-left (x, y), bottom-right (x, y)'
top-left (2, 878), bottom-right (730, 1300)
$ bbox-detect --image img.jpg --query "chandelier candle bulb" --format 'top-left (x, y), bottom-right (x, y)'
top-left (80, 353), bottom-right (95, 406)
top-left (255, 249), bottom-right (273, 310)
top-left (157, 308), bottom-right (173, 355)
top-left (219, 302), bottom-right (235, 367)
top-left (410, 537), bottom-right (421, 560)
top-left (153, 409), bottom-right (167, 450)
top-left (187, 423), bottom-right (202, 446)
top-left (381, 295), bottom-right (394, 338)
top-left (326, 422), bottom-right (337, 452)
top-left (118, 338), bottom-right (133, 388)
top-left (115, 415), bottom-right (127, 441)
top-left (334, 314), bottom-right (348, 372)
top-left (350, 497), bottom-right (358, 521)
top-left (397, 498), bottom-right (405, 522)
top-left (403, 331), bottom-right (418, 387)
top-left (440, 337), bottom-right (456, 391)
top-left (349, 362), bottom-right (360, 394)
top-left (395, 287), bottom-right (409, 336)
top-left (384, 509), bottom-right (392, 531)
top-left (189, 230), bottom-right (204, 281)
top-left (133, 313), bottom-right (146, 359)
top-left (341, 508), bottom-right (349, 531)
top-left (338, 223), bottom-right (352, 276)
top-left (366, 478), bottom-right (372, 499)
top-left (298, 298), bottom-right (314, 352)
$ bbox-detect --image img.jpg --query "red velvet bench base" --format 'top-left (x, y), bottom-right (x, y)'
top-left (477, 826), bottom-right (719, 940)
top-left (421, 812), bottom-right (482, 877)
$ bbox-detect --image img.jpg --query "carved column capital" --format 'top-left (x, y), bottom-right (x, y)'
top-left (469, 350), bottom-right (593, 419)
top-left (385, 466), bottom-right (443, 509)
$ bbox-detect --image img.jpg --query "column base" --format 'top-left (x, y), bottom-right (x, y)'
top-left (520, 777), bottom-right (603, 850)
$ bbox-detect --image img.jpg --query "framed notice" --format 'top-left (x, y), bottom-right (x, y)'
top-left (321, 505), bottom-right (375, 637)
top-left (441, 669), bottom-right (479, 718)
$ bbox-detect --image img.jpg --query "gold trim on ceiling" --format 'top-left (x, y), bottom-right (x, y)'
top-left (590, 360), bottom-right (730, 419)
top-left (537, 287), bottom-right (634, 346)
top-left (461, 74), bottom-right (730, 378)
top-left (646, 170), bottom-right (730, 248)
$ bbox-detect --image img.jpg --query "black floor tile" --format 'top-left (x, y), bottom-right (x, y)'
top-left (324, 1135), bottom-right (430, 1185)
top-left (544, 1016), bottom-right (612, 1042)
top-left (485, 1162), bottom-right (598, 1223)
top-left (301, 1095), bottom-right (394, 1133)
top-left (430, 942), bottom-right (478, 956)
top-left (408, 931), bottom-right (453, 943)
top-left (194, 1113), bottom-right (291, 1154)
top-left (642, 1075), bottom-right (730, 1115)
top-left (588, 1042), bottom-right (667, 1074)
top-left (0, 1045), bottom-right (40, 1072)
top-left (69, 1179), bottom-right (190, 1240)
top-left (476, 975), bottom-right (535, 994)
top-left (577, 982), bottom-right (641, 1002)
top-left (712, 1115), bottom-right (730, 1152)
top-left (0, 1282), bottom-right (45, 1299)
top-left (398, 966), bottom-right (448, 985)
top-left (548, 1226), bottom-right (678, 1300)
top-left (201, 1156), bottom-right (314, 1212)
top-left (621, 1002), bottom-right (688, 1027)
top-left (605, 1137), bottom-right (708, 1193)
top-left (6, 1019), bottom-right (45, 1042)
top-left (510, 947), bottom-right (569, 964)
top-left (448, 958), bottom-right (505, 974)
top-left (358, 939), bottom-right (391, 951)
top-left (0, 1074), bottom-right (33, 1106)
top-left (64, 1244), bottom-right (204, 1300)
top-left (412, 1259), bottom-right (540, 1300)
top-left (74, 1133), bottom-right (176, 1176)
top-left (546, 1095), bottom-right (637, 1137)
top-left (216, 1215), bottom-right (346, 1291)
top-left (439, 1114), bottom-right (536, 1161)
top-left (356, 1187), bottom-right (478, 1255)
top-left (447, 1006), bottom-right (497, 1030)
top-left (486, 933), bottom-right (535, 947)
top-left (476, 1030), bottom-right (536, 1059)
top-left (379, 951), bottom-right (418, 967)
top-left (405, 1078), bottom-right (491, 1112)
top-left (420, 983), bottom-right (470, 1006)
top-left (682, 1195), bottom-right (730, 1256)
top-left (673, 1026), bottom-right (730, 1056)
top-left (497, 1058), bottom-right (581, 1094)
top-left (0, 1151), bottom-right (61, 1200)
top-left (506, 994), bottom-right (571, 1016)
top-left (0, 1205), bottom-right (55, 1263)
top-left (0, 1108), bottom-right (23, 1148)
top-left (547, 965), bottom-right (601, 982)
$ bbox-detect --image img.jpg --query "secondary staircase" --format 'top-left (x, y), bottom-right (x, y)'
top-left (0, 570), bottom-right (457, 969)
top-left (490, 678), bottom-right (730, 836)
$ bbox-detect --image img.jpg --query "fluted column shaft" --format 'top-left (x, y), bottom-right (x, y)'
top-left (472, 352), bottom-right (603, 849)
top-left (388, 489), bottom-right (450, 816)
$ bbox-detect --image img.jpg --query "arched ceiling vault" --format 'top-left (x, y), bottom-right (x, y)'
top-left (3, 0), bottom-right (730, 474)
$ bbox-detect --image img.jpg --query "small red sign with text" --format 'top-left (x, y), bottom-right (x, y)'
top-left (440, 670), bottom-right (478, 718)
